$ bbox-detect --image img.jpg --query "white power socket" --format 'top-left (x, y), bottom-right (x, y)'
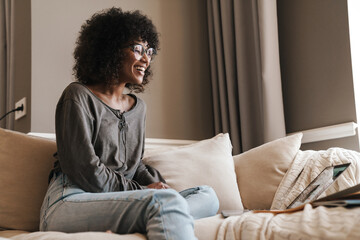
top-left (15, 97), bottom-right (26, 120)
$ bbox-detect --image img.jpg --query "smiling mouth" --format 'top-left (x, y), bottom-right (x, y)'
top-left (135, 66), bottom-right (146, 74)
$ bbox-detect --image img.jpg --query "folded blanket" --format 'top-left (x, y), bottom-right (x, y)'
top-left (217, 148), bottom-right (360, 240)
top-left (217, 204), bottom-right (360, 240)
top-left (271, 148), bottom-right (360, 210)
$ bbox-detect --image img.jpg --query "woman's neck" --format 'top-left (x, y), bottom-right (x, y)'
top-left (87, 83), bottom-right (134, 112)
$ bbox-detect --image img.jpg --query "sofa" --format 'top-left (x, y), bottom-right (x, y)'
top-left (3, 126), bottom-right (350, 239)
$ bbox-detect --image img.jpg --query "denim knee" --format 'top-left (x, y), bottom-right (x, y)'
top-left (146, 189), bottom-right (196, 240)
top-left (198, 185), bottom-right (219, 215)
top-left (151, 189), bottom-right (190, 213)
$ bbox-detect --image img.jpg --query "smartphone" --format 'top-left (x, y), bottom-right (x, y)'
top-left (221, 209), bottom-right (249, 218)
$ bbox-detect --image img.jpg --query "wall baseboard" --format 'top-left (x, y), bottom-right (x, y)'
top-left (287, 122), bottom-right (358, 144)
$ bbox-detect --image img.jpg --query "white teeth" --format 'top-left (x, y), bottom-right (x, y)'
top-left (135, 66), bottom-right (145, 72)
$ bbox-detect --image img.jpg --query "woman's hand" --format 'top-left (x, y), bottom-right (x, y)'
top-left (147, 182), bottom-right (170, 189)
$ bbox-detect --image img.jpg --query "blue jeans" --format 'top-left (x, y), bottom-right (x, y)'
top-left (39, 172), bottom-right (219, 240)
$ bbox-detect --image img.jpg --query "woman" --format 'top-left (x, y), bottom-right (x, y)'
top-left (39, 7), bottom-right (219, 240)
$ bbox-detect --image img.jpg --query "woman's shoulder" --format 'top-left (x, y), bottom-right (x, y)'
top-left (59, 82), bottom-right (92, 102)
top-left (63, 82), bottom-right (88, 94)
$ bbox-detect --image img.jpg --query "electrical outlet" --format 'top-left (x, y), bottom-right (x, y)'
top-left (15, 97), bottom-right (26, 120)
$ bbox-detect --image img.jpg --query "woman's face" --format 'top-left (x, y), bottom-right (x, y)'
top-left (119, 41), bottom-right (152, 85)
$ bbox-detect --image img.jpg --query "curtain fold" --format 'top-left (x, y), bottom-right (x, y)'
top-left (0, 0), bottom-right (15, 129)
top-left (207, 0), bottom-right (286, 154)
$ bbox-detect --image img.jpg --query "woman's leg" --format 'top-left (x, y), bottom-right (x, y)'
top-left (40, 172), bottom-right (197, 240)
top-left (179, 185), bottom-right (219, 219)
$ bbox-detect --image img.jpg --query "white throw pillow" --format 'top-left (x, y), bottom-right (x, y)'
top-left (233, 133), bottom-right (302, 210)
top-left (143, 133), bottom-right (243, 213)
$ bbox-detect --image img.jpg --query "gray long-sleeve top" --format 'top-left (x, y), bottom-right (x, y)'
top-left (53, 82), bottom-right (164, 193)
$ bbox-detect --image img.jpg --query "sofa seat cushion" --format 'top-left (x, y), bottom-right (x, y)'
top-left (0, 128), bottom-right (57, 231)
top-left (143, 133), bottom-right (243, 213)
top-left (0, 215), bottom-right (225, 240)
top-left (0, 230), bottom-right (29, 239)
top-left (0, 231), bottom-right (146, 240)
top-left (233, 133), bottom-right (303, 210)
top-left (194, 214), bottom-right (224, 240)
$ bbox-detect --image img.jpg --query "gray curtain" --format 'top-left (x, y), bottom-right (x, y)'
top-left (207, 0), bottom-right (286, 154)
top-left (0, 0), bottom-right (14, 129)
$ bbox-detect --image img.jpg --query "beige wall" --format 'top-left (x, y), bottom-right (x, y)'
top-left (13, 0), bottom-right (359, 149)
top-left (30, 0), bottom-right (214, 140)
top-left (277, 0), bottom-right (359, 151)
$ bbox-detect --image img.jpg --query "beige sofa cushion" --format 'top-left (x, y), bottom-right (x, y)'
top-left (0, 128), bottom-right (56, 231)
top-left (0, 215), bottom-right (224, 240)
top-left (0, 231), bottom-right (146, 240)
top-left (143, 133), bottom-right (243, 213)
top-left (233, 133), bottom-right (302, 210)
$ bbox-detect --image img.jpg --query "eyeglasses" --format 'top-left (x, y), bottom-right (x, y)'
top-left (129, 44), bottom-right (156, 60)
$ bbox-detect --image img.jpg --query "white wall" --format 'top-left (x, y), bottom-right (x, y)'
top-left (31, 0), bottom-right (214, 140)
top-left (348, 0), bottom-right (360, 147)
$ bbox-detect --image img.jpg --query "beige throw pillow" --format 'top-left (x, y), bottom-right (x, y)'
top-left (143, 133), bottom-right (244, 213)
top-left (233, 133), bottom-right (302, 210)
top-left (0, 128), bottom-right (56, 231)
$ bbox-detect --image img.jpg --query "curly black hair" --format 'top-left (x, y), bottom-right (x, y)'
top-left (73, 7), bottom-right (160, 93)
